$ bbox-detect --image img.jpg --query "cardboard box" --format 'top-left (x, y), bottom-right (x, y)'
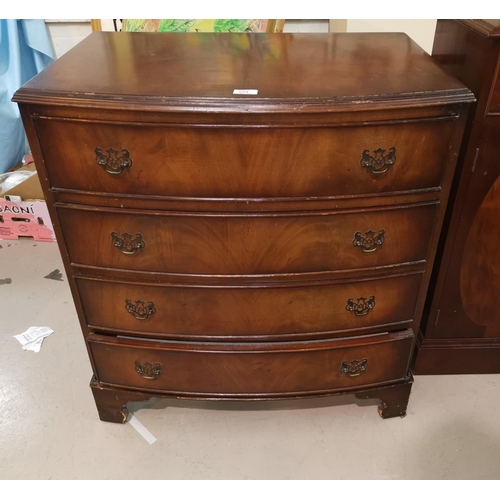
top-left (0, 163), bottom-right (56, 242)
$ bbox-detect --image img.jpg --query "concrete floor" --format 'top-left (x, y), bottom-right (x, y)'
top-left (1, 239), bottom-right (500, 480)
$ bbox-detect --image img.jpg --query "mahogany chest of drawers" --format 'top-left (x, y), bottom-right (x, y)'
top-left (13, 32), bottom-right (473, 421)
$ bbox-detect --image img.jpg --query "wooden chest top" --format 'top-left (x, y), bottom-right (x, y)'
top-left (13, 32), bottom-right (473, 112)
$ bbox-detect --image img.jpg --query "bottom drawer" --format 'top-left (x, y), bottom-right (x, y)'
top-left (88, 329), bottom-right (414, 397)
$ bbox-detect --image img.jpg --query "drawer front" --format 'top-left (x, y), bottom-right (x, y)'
top-left (75, 273), bottom-right (422, 340)
top-left (37, 118), bottom-right (455, 198)
top-left (88, 330), bottom-right (414, 396)
top-left (58, 203), bottom-right (437, 276)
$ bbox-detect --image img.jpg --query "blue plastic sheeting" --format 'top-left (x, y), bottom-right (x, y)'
top-left (0, 19), bottom-right (54, 173)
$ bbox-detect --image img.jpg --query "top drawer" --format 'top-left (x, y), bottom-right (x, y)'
top-left (35, 117), bottom-right (456, 199)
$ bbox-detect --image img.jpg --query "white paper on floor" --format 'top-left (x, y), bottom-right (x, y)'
top-left (14, 326), bottom-right (54, 352)
top-left (128, 414), bottom-right (157, 444)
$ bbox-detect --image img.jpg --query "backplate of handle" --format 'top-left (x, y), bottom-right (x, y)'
top-left (346, 296), bottom-right (375, 316)
top-left (135, 360), bottom-right (163, 380)
top-left (95, 147), bottom-right (133, 175)
top-left (340, 358), bottom-right (368, 377)
top-left (360, 147), bottom-right (396, 175)
top-left (352, 229), bottom-right (385, 253)
top-left (111, 231), bottom-right (145, 255)
top-left (125, 299), bottom-right (156, 320)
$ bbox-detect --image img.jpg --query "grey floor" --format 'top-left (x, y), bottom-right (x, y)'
top-left (1, 240), bottom-right (500, 479)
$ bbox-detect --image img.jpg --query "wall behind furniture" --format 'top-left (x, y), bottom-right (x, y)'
top-left (346, 19), bottom-right (437, 53)
top-left (284, 20), bottom-right (329, 32)
top-left (44, 20), bottom-right (437, 58)
top-left (45, 20), bottom-right (92, 58)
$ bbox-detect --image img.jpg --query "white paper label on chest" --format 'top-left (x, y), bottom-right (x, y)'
top-left (233, 89), bottom-right (258, 95)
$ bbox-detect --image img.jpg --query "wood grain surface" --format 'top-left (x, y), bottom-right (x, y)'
top-left (58, 202), bottom-right (438, 276)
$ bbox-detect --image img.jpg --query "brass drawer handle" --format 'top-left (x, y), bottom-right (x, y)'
top-left (125, 299), bottom-right (156, 320)
top-left (340, 358), bottom-right (367, 377)
top-left (360, 147), bottom-right (396, 175)
top-left (135, 360), bottom-right (163, 380)
top-left (346, 296), bottom-right (375, 316)
top-left (95, 147), bottom-right (133, 175)
top-left (111, 231), bottom-right (145, 255)
top-left (353, 229), bottom-right (385, 253)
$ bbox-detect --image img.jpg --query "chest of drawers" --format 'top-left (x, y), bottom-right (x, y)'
top-left (13, 32), bottom-right (473, 422)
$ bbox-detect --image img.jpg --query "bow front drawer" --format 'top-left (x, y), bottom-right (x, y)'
top-left (75, 273), bottom-right (422, 341)
top-left (88, 329), bottom-right (414, 396)
top-left (35, 117), bottom-right (456, 199)
top-left (58, 202), bottom-right (438, 276)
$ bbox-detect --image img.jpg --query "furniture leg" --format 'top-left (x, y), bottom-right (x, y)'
top-left (90, 377), bottom-right (152, 424)
top-left (355, 376), bottom-right (413, 419)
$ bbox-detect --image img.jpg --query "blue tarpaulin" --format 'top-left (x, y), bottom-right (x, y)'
top-left (0, 19), bottom-right (54, 173)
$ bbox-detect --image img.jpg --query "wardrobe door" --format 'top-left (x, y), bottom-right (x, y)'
top-left (431, 125), bottom-right (500, 339)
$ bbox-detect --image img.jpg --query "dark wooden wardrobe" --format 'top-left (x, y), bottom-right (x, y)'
top-left (415, 20), bottom-right (500, 374)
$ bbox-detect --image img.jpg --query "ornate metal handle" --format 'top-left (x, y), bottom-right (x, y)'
top-left (135, 360), bottom-right (163, 380)
top-left (125, 299), bottom-right (156, 320)
top-left (360, 147), bottom-right (396, 175)
top-left (111, 231), bottom-right (145, 255)
top-left (346, 296), bottom-right (375, 316)
top-left (95, 147), bottom-right (133, 175)
top-left (353, 230), bottom-right (385, 253)
top-left (340, 358), bottom-right (368, 377)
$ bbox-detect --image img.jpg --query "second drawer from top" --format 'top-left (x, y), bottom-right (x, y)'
top-left (58, 202), bottom-right (438, 276)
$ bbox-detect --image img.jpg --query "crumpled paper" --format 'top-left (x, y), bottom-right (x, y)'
top-left (14, 326), bottom-right (54, 352)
